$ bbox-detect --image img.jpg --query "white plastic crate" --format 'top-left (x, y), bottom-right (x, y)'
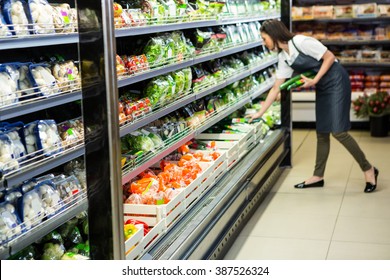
top-left (239, 134), bottom-right (256, 158)
top-left (123, 189), bottom-right (185, 227)
top-left (183, 162), bottom-right (209, 209)
top-left (125, 224), bottom-right (144, 260)
top-left (195, 140), bottom-right (240, 170)
top-left (201, 160), bottom-right (228, 191)
top-left (139, 219), bottom-right (166, 252)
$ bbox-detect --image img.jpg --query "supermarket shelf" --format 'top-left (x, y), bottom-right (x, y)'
top-left (219, 14), bottom-right (280, 25)
top-left (119, 58), bottom-right (277, 136)
top-left (0, 91), bottom-right (82, 121)
top-left (115, 14), bottom-right (280, 37)
top-left (115, 20), bottom-right (218, 37)
top-left (119, 94), bottom-right (197, 137)
top-left (120, 82), bottom-right (272, 185)
top-left (0, 145), bottom-right (85, 191)
top-left (293, 17), bottom-right (390, 23)
top-left (117, 41), bottom-right (264, 87)
top-left (121, 132), bottom-right (195, 184)
top-left (193, 41), bottom-right (263, 65)
top-left (0, 33), bottom-right (79, 50)
top-left (0, 197), bottom-right (88, 260)
top-left (117, 59), bottom-right (194, 87)
top-left (340, 62), bottom-right (390, 68)
top-left (146, 128), bottom-right (288, 259)
top-left (322, 39), bottom-right (390, 46)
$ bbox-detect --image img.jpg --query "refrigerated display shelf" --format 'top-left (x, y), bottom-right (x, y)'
top-left (119, 57), bottom-right (277, 136)
top-left (0, 91), bottom-right (82, 121)
top-left (144, 128), bottom-right (287, 260)
top-left (0, 195), bottom-right (88, 260)
top-left (115, 14), bottom-right (280, 37)
top-left (321, 39), bottom-right (390, 46)
top-left (0, 33), bottom-right (79, 50)
top-left (0, 144), bottom-right (85, 191)
top-left (121, 81), bottom-right (274, 185)
top-left (292, 17), bottom-right (390, 23)
top-left (117, 40), bottom-right (264, 87)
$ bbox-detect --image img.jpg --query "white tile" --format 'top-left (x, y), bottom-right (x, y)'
top-left (253, 193), bottom-right (343, 217)
top-left (240, 213), bottom-right (337, 241)
top-left (333, 216), bottom-right (390, 244)
top-left (223, 236), bottom-right (329, 260)
top-left (327, 241), bottom-right (390, 260)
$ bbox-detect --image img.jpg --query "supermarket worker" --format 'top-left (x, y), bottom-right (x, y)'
top-left (246, 19), bottom-right (378, 193)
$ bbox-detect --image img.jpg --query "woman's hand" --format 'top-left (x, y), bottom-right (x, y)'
top-left (301, 74), bottom-right (317, 88)
top-left (245, 111), bottom-right (262, 123)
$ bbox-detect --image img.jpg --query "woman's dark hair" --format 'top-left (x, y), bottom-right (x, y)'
top-left (260, 19), bottom-right (294, 52)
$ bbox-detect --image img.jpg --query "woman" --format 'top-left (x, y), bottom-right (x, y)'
top-left (246, 19), bottom-right (378, 193)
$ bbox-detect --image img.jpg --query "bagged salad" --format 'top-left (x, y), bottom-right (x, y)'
top-left (143, 36), bottom-right (165, 66)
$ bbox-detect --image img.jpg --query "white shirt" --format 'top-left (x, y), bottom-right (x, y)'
top-left (275, 35), bottom-right (328, 79)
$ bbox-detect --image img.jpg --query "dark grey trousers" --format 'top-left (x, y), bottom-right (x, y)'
top-left (314, 132), bottom-right (372, 177)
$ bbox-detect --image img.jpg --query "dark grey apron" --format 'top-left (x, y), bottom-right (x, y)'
top-left (289, 38), bottom-right (351, 133)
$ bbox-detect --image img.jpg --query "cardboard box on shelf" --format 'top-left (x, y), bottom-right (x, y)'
top-left (292, 6), bottom-right (313, 20)
top-left (313, 5), bottom-right (334, 19)
top-left (334, 5), bottom-right (354, 18)
top-left (353, 3), bottom-right (378, 18)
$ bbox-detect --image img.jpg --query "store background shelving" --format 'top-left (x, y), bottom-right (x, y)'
top-left (1, 0), bottom-right (292, 260)
top-left (291, 0), bottom-right (390, 124)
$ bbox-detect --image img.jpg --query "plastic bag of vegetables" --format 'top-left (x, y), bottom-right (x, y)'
top-left (144, 76), bottom-right (170, 106)
top-left (0, 12), bottom-right (12, 37)
top-left (0, 201), bottom-right (24, 245)
top-left (29, 0), bottom-right (56, 34)
top-left (171, 70), bottom-right (185, 95)
top-left (127, 133), bottom-right (156, 153)
top-left (2, 0), bottom-right (33, 36)
top-left (143, 36), bottom-right (165, 66)
top-left (0, 65), bottom-right (18, 107)
top-left (182, 67), bottom-right (192, 93)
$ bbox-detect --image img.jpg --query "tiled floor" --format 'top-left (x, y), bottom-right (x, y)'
top-left (224, 129), bottom-right (390, 260)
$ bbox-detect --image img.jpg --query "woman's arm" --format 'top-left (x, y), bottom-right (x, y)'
top-left (301, 50), bottom-right (336, 88)
top-left (245, 78), bottom-right (285, 122)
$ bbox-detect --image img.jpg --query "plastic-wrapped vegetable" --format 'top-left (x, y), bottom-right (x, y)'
top-left (171, 70), bottom-right (185, 95)
top-left (162, 74), bottom-right (176, 101)
top-left (144, 76), bottom-right (170, 106)
top-left (41, 242), bottom-right (65, 260)
top-left (35, 180), bottom-right (63, 217)
top-left (182, 67), bottom-right (192, 92)
top-left (61, 251), bottom-right (88, 260)
top-left (18, 188), bottom-right (45, 230)
top-left (0, 66), bottom-right (18, 107)
top-left (51, 60), bottom-right (80, 92)
top-left (3, 121), bottom-right (27, 160)
top-left (0, 201), bottom-right (24, 245)
top-left (8, 244), bottom-right (37, 259)
top-left (143, 36), bottom-right (165, 66)
top-left (28, 0), bottom-right (55, 34)
top-left (0, 12), bottom-right (12, 37)
top-left (2, 0), bottom-right (32, 36)
top-left (29, 64), bottom-right (60, 96)
top-left (127, 133), bottom-right (155, 152)
top-left (0, 132), bottom-right (19, 175)
top-left (35, 119), bottom-right (64, 156)
top-left (51, 3), bottom-right (75, 33)
top-left (52, 175), bottom-right (82, 204)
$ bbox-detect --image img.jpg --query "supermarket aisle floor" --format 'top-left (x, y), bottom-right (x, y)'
top-left (224, 129), bottom-right (390, 260)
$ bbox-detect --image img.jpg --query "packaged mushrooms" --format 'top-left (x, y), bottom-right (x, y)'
top-left (18, 188), bottom-right (45, 230)
top-left (2, 0), bottom-right (32, 36)
top-left (29, 64), bottom-right (60, 97)
top-left (51, 60), bottom-right (81, 92)
top-left (0, 66), bottom-right (18, 107)
top-left (0, 132), bottom-right (19, 176)
top-left (0, 202), bottom-right (24, 245)
top-left (29, 0), bottom-right (55, 34)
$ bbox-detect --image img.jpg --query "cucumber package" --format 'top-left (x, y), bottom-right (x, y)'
top-left (279, 70), bottom-right (316, 91)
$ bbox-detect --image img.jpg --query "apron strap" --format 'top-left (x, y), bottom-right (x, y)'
top-left (291, 37), bottom-right (303, 55)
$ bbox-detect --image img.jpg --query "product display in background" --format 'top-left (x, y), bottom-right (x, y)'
top-left (0, 1), bottom-right (77, 38)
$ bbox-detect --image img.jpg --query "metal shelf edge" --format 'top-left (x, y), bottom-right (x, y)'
top-left (0, 91), bottom-right (82, 121)
top-left (119, 94), bottom-right (197, 137)
top-left (0, 33), bottom-right (79, 50)
top-left (3, 145), bottom-right (85, 189)
top-left (0, 198), bottom-right (88, 259)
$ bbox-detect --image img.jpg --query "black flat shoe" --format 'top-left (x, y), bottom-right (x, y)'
top-left (294, 179), bottom-right (324, 189)
top-left (364, 167), bottom-right (379, 193)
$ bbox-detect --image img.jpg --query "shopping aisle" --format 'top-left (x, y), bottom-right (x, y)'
top-left (224, 129), bottom-right (390, 260)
